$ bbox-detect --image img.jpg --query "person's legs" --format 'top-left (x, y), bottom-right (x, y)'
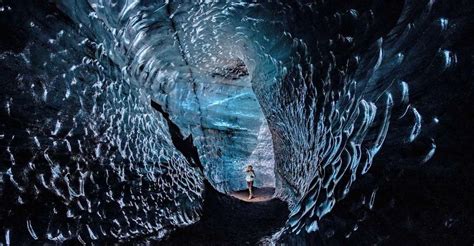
top-left (247, 181), bottom-right (253, 199)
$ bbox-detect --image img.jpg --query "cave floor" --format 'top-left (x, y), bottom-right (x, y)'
top-left (161, 186), bottom-right (288, 245)
top-left (230, 187), bottom-right (275, 202)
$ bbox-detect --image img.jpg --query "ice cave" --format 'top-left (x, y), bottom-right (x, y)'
top-left (0, 0), bottom-right (473, 245)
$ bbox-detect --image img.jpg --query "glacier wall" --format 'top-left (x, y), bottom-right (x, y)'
top-left (54, 0), bottom-right (276, 192)
top-left (235, 1), bottom-right (470, 240)
top-left (1, 0), bottom-right (473, 244)
top-left (0, 0), bottom-right (205, 243)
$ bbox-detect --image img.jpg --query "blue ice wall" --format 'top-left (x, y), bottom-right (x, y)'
top-left (54, 1), bottom-right (276, 192)
top-left (0, 1), bottom-right (204, 243)
top-left (1, 0), bottom-right (473, 244)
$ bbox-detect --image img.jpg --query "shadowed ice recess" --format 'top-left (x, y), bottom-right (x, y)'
top-left (1, 0), bottom-right (473, 244)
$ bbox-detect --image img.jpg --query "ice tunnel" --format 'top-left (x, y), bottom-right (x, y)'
top-left (57, 0), bottom-right (280, 193)
top-left (1, 0), bottom-right (474, 245)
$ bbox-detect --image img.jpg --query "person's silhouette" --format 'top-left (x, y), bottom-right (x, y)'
top-left (244, 165), bottom-right (256, 199)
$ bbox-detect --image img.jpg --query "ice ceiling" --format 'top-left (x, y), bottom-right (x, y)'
top-left (1, 0), bottom-right (473, 244)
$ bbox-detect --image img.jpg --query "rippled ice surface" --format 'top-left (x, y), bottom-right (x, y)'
top-left (0, 1), bottom-right (205, 243)
top-left (0, 0), bottom-right (472, 244)
top-left (56, 0), bottom-right (276, 192)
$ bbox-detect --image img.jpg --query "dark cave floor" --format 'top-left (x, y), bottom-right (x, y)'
top-left (230, 187), bottom-right (275, 202)
top-left (161, 186), bottom-right (289, 245)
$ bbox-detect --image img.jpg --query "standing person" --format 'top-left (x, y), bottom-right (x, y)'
top-left (244, 165), bottom-right (256, 199)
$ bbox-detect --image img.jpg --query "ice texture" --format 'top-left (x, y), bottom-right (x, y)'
top-left (0, 1), bottom-right (204, 243)
top-left (53, 0), bottom-right (275, 192)
top-left (1, 0), bottom-right (473, 244)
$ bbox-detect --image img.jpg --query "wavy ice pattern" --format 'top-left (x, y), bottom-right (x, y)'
top-left (0, 1), bottom-right (204, 243)
top-left (241, 0), bottom-right (457, 236)
top-left (54, 0), bottom-right (276, 192)
top-left (0, 0), bottom-right (466, 244)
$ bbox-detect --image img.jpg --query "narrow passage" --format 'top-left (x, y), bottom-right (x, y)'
top-left (163, 185), bottom-right (289, 245)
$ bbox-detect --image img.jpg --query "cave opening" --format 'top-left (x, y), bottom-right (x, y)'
top-left (151, 55), bottom-right (277, 199)
top-left (203, 57), bottom-right (278, 193)
top-left (135, 2), bottom-right (281, 195)
top-left (147, 54), bottom-right (289, 243)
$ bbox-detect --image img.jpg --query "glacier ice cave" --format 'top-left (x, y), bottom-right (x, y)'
top-left (1, 0), bottom-right (474, 245)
